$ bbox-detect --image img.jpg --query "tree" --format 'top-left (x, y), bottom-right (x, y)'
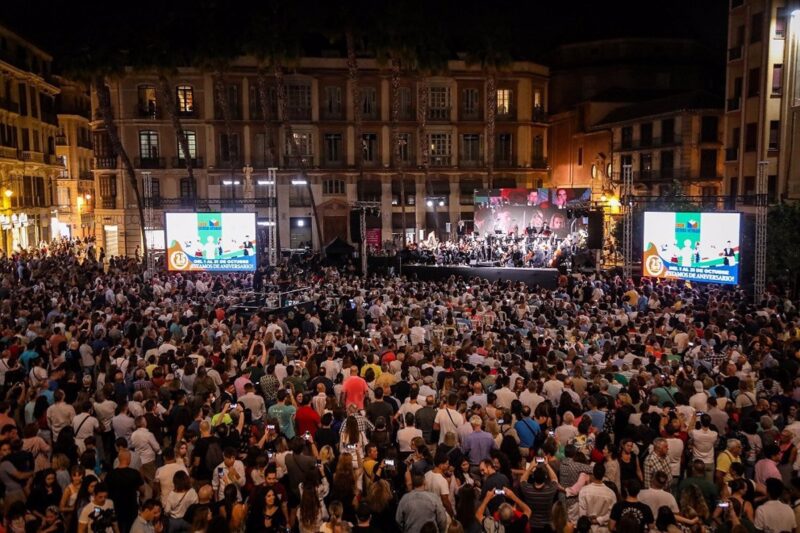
top-left (766, 203), bottom-right (800, 294)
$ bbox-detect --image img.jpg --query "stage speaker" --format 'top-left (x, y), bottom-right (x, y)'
top-left (350, 210), bottom-right (362, 242)
top-left (587, 211), bottom-right (604, 249)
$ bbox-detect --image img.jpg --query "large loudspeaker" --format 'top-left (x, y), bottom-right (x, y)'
top-left (587, 211), bottom-right (604, 249)
top-left (350, 210), bottom-right (362, 242)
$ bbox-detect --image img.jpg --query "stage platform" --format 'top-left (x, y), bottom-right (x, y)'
top-left (400, 264), bottom-right (559, 289)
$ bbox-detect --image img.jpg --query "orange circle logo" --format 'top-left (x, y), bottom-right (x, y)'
top-left (646, 255), bottom-right (664, 276)
top-left (170, 251), bottom-right (189, 270)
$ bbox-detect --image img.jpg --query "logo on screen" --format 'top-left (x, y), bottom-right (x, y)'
top-left (170, 251), bottom-right (190, 270)
top-left (646, 255), bottom-right (665, 276)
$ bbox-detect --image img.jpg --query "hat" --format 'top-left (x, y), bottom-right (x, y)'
top-left (693, 380), bottom-right (704, 393)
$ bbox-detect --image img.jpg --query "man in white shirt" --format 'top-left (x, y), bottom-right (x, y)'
top-left (689, 381), bottom-right (709, 412)
top-left (111, 403), bottom-right (136, 443)
top-left (578, 463), bottom-right (617, 531)
top-left (519, 381), bottom-right (544, 414)
top-left (409, 320), bottom-right (427, 346)
top-left (396, 391), bottom-right (424, 424)
top-left (542, 369), bottom-right (564, 407)
top-left (689, 414), bottom-right (718, 479)
top-left (212, 447), bottom-right (246, 501)
top-left (238, 383), bottom-right (267, 422)
top-left (638, 471), bottom-right (679, 519)
top-left (754, 478), bottom-right (797, 533)
top-left (556, 412), bottom-right (579, 445)
top-left (130, 416), bottom-right (161, 492)
top-left (433, 393), bottom-right (464, 445)
top-left (397, 413), bottom-right (423, 453)
top-left (46, 390), bottom-right (75, 442)
top-left (154, 447), bottom-right (188, 505)
top-left (664, 425), bottom-right (684, 480)
top-left (493, 376), bottom-right (517, 410)
top-left (424, 451), bottom-right (453, 516)
top-left (466, 382), bottom-right (488, 408)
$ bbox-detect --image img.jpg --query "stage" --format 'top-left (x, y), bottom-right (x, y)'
top-left (400, 264), bottom-right (559, 289)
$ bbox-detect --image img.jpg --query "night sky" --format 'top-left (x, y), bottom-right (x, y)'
top-left (0, 0), bottom-right (729, 72)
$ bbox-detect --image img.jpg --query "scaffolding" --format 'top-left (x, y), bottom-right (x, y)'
top-left (351, 200), bottom-right (381, 277)
top-left (622, 164), bottom-right (633, 280)
top-left (265, 167), bottom-right (278, 267)
top-left (142, 171), bottom-right (155, 276)
top-left (754, 160), bottom-right (768, 303)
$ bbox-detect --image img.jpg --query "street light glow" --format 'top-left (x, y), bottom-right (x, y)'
top-left (438, 200), bottom-right (445, 207)
top-left (426, 199), bottom-right (434, 207)
top-left (257, 180), bottom-right (275, 185)
top-left (4, 189), bottom-right (12, 198)
top-left (297, 219), bottom-right (305, 226)
top-left (792, 8), bottom-right (800, 16)
top-left (291, 179), bottom-right (307, 185)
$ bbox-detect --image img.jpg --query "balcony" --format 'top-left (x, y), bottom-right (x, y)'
top-left (461, 109), bottom-right (481, 121)
top-left (320, 109), bottom-right (344, 121)
top-left (429, 154), bottom-right (452, 167)
top-left (41, 112), bottom-right (58, 125)
top-left (134, 156), bottom-right (166, 169)
top-left (726, 97), bottom-right (741, 112)
top-left (252, 158), bottom-right (279, 169)
top-left (531, 157), bottom-right (548, 169)
top-left (321, 158), bottom-right (345, 168)
top-left (0, 98), bottom-right (19, 114)
top-left (613, 136), bottom-right (682, 151)
top-left (21, 151), bottom-right (44, 163)
top-left (214, 107), bottom-right (243, 121)
top-left (44, 153), bottom-right (60, 165)
top-left (728, 46), bottom-right (743, 61)
top-left (0, 146), bottom-right (19, 160)
top-left (287, 106), bottom-right (311, 121)
top-left (79, 170), bottom-right (93, 180)
top-left (101, 197), bottom-right (116, 209)
top-left (55, 135), bottom-right (67, 146)
top-left (532, 105), bottom-right (547, 123)
top-left (725, 147), bottom-right (738, 161)
top-left (176, 108), bottom-right (198, 118)
top-left (427, 107), bottom-right (450, 121)
top-left (496, 110), bottom-right (516, 121)
top-left (94, 157), bottom-right (117, 169)
top-left (459, 157), bottom-right (484, 168)
top-left (283, 155), bottom-right (314, 168)
top-left (171, 156), bottom-right (205, 168)
top-left (78, 139), bottom-right (93, 150)
top-left (495, 158), bottom-right (515, 168)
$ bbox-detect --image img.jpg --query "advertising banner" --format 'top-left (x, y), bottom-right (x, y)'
top-left (165, 212), bottom-right (257, 272)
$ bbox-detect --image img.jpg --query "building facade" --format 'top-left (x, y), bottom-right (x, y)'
top-left (89, 57), bottom-right (550, 256)
top-left (724, 0), bottom-right (791, 204)
top-left (55, 76), bottom-right (94, 239)
top-left (0, 25), bottom-right (62, 254)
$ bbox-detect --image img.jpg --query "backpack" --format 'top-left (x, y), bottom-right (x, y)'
top-left (205, 439), bottom-right (224, 472)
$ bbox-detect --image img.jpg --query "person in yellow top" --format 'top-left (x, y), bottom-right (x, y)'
top-left (624, 288), bottom-right (639, 307)
top-left (359, 354), bottom-right (382, 379)
top-left (715, 439), bottom-right (742, 486)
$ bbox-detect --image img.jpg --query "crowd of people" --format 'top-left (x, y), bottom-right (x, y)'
top-left (0, 237), bottom-right (798, 533)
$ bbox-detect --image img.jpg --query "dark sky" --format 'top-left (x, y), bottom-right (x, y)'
top-left (0, 0), bottom-right (729, 65)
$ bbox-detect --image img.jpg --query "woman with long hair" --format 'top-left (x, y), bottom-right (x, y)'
top-left (454, 485), bottom-right (480, 533)
top-left (164, 470), bottom-right (198, 532)
top-left (59, 466), bottom-right (83, 517)
top-left (365, 478), bottom-right (398, 532)
top-left (27, 468), bottom-right (62, 521)
top-left (331, 452), bottom-right (360, 522)
top-left (251, 487), bottom-right (285, 533)
top-left (339, 415), bottom-right (367, 457)
top-left (67, 474), bottom-right (97, 533)
top-left (297, 483), bottom-right (323, 533)
top-left (52, 426), bottom-right (78, 467)
top-left (320, 500), bottom-right (351, 533)
top-left (219, 483), bottom-right (246, 533)
top-left (617, 438), bottom-right (643, 483)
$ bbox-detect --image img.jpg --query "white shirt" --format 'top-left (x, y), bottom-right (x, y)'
top-left (434, 408), bottom-right (464, 444)
top-left (111, 413), bottom-right (136, 442)
top-left (93, 400), bottom-right (117, 432)
top-left (238, 392), bottom-right (267, 421)
top-left (211, 460), bottom-right (246, 500)
top-left (321, 359), bottom-right (341, 381)
top-left (753, 500), bottom-right (797, 533)
top-left (397, 427), bottom-right (423, 453)
top-left (424, 470), bottom-right (451, 508)
top-left (155, 462), bottom-right (188, 504)
top-left (130, 427), bottom-right (161, 464)
top-left (689, 428), bottom-right (718, 464)
top-left (689, 392), bottom-right (709, 412)
top-left (665, 437), bottom-right (684, 476)
top-left (542, 379), bottom-right (564, 406)
top-left (519, 390), bottom-right (544, 414)
top-left (578, 482), bottom-right (617, 530)
top-left (638, 488), bottom-right (678, 519)
top-left (494, 387), bottom-right (517, 410)
top-left (164, 488), bottom-right (198, 519)
top-left (72, 413), bottom-right (99, 451)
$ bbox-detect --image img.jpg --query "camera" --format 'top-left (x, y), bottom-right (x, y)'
top-left (494, 489), bottom-right (505, 495)
top-left (536, 457), bottom-right (545, 464)
top-left (267, 424), bottom-right (276, 431)
top-left (90, 507), bottom-right (117, 533)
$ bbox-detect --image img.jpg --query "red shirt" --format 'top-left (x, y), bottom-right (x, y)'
top-left (295, 405), bottom-right (321, 437)
top-left (342, 375), bottom-right (369, 409)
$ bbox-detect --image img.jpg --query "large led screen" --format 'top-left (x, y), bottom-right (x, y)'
top-left (642, 211), bottom-right (740, 285)
top-left (165, 212), bottom-right (257, 272)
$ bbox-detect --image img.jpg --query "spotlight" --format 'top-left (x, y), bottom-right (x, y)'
top-left (438, 200), bottom-right (445, 207)
top-left (426, 200), bottom-right (434, 207)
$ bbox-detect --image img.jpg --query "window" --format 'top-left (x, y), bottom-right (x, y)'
top-left (428, 87), bottom-right (450, 120)
top-left (744, 175), bottom-right (756, 196)
top-left (176, 85), bottom-right (194, 114)
top-left (729, 176), bottom-right (739, 197)
top-left (460, 134), bottom-right (482, 163)
top-left (361, 133), bottom-right (378, 162)
top-left (751, 12), bottom-right (763, 43)
top-left (323, 86), bottom-right (342, 118)
top-left (661, 150), bottom-right (674, 178)
top-left (324, 133), bottom-right (343, 163)
top-left (361, 87), bottom-right (377, 119)
top-left (29, 86), bottom-right (38, 118)
top-left (700, 149), bottom-right (718, 177)
top-left (180, 177), bottom-right (196, 199)
top-left (428, 133), bottom-right (451, 166)
top-left (772, 64), bottom-right (783, 95)
top-left (748, 68), bottom-right (760, 97)
top-left (661, 118), bottom-right (675, 144)
top-left (18, 82), bottom-right (27, 116)
top-left (640, 123), bottom-right (653, 147)
top-left (215, 85), bottom-right (240, 119)
top-left (576, 146), bottom-right (583, 166)
top-left (533, 135), bottom-right (545, 165)
top-left (398, 87), bottom-right (412, 119)
top-left (219, 132), bottom-right (240, 162)
top-left (640, 153), bottom-right (653, 179)
top-left (138, 85), bottom-right (157, 117)
top-left (323, 178), bottom-right (345, 195)
top-left (253, 133), bottom-right (274, 167)
top-left (700, 116), bottom-right (719, 142)
top-left (776, 8), bottom-right (787, 38)
top-left (769, 120), bottom-right (780, 150)
top-left (249, 85), bottom-right (276, 120)
top-left (397, 133), bottom-right (411, 162)
top-left (100, 176), bottom-right (117, 207)
top-left (497, 133), bottom-right (513, 164)
top-left (138, 130), bottom-right (159, 159)
top-left (621, 126), bottom-right (633, 149)
top-left (285, 132), bottom-right (313, 164)
top-left (745, 123), bottom-right (757, 151)
top-left (149, 178), bottom-right (161, 207)
top-left (287, 84), bottom-right (311, 119)
top-left (733, 77), bottom-right (743, 98)
top-left (177, 131), bottom-right (197, 159)
top-left (462, 88), bottom-right (479, 118)
top-left (534, 89), bottom-right (542, 108)
top-left (768, 174), bottom-right (778, 202)
top-left (497, 89), bottom-right (512, 115)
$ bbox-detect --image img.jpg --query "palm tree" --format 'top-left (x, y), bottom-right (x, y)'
top-left (345, 30), bottom-right (364, 182)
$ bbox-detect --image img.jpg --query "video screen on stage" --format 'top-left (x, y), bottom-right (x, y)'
top-left (165, 212), bottom-right (257, 272)
top-left (642, 211), bottom-right (741, 285)
top-left (473, 188), bottom-right (592, 239)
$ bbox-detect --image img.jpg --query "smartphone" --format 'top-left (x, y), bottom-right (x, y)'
top-left (304, 431), bottom-right (311, 441)
top-left (536, 457), bottom-right (545, 464)
top-left (547, 430), bottom-right (555, 437)
top-left (497, 419), bottom-right (505, 424)
top-left (217, 467), bottom-right (224, 476)
top-left (229, 402), bottom-right (237, 409)
top-left (347, 444), bottom-right (356, 451)
top-left (718, 502), bottom-right (730, 509)
top-left (385, 459), bottom-right (395, 467)
top-left (267, 424), bottom-right (276, 431)
top-left (494, 489), bottom-right (505, 495)
top-left (315, 460), bottom-right (322, 466)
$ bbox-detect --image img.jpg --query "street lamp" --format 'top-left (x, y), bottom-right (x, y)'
top-left (4, 189), bottom-right (11, 198)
